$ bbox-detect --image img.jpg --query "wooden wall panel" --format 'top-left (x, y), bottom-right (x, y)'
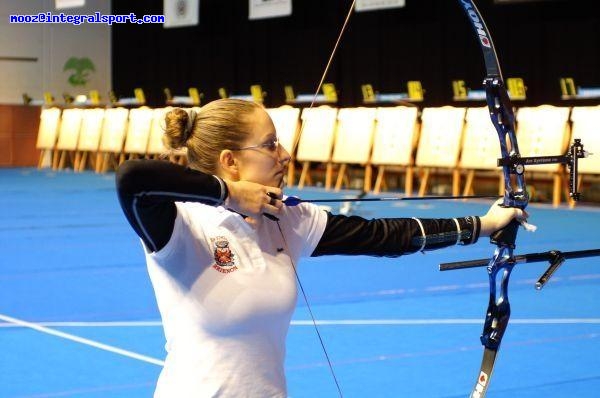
top-left (0, 106), bottom-right (14, 166)
top-left (0, 105), bottom-right (41, 167)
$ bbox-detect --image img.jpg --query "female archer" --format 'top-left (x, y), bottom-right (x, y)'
top-left (115, 98), bottom-right (526, 397)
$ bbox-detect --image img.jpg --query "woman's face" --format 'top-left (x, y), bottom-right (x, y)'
top-left (233, 108), bottom-right (291, 188)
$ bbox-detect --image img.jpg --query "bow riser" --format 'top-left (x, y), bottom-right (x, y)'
top-left (484, 78), bottom-right (528, 209)
top-left (482, 249), bottom-right (515, 349)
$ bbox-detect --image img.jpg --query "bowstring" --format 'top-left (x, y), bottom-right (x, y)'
top-left (290, 0), bottom-right (357, 154)
top-left (275, 221), bottom-right (344, 397)
top-left (281, 2), bottom-right (356, 396)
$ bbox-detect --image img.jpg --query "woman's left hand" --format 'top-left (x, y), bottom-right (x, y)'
top-left (480, 198), bottom-right (529, 236)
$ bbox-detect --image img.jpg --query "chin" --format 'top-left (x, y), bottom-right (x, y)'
top-left (270, 173), bottom-right (284, 188)
top-left (267, 179), bottom-right (283, 188)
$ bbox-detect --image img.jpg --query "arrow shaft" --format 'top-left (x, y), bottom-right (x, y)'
top-left (295, 195), bottom-right (501, 204)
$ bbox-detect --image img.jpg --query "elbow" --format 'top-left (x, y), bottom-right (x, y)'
top-left (115, 160), bottom-right (144, 194)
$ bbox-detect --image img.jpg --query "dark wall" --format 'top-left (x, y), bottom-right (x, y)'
top-left (112, 0), bottom-right (600, 107)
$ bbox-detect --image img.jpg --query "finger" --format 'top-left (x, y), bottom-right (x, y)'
top-left (263, 204), bottom-right (282, 222)
top-left (265, 193), bottom-right (276, 207)
top-left (265, 197), bottom-right (283, 211)
top-left (268, 194), bottom-right (277, 207)
top-left (266, 189), bottom-right (283, 200)
top-left (517, 208), bottom-right (529, 220)
top-left (266, 191), bottom-right (284, 209)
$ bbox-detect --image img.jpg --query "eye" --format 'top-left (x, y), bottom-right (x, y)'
top-left (265, 138), bottom-right (279, 151)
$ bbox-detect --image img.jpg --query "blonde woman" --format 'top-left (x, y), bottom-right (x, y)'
top-left (116, 99), bottom-right (525, 397)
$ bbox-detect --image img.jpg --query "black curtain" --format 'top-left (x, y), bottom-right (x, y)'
top-left (112, 0), bottom-right (600, 107)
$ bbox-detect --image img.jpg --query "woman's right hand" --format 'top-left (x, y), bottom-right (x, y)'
top-left (224, 180), bottom-right (283, 219)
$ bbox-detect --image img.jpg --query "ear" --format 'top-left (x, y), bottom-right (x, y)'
top-left (218, 149), bottom-right (239, 179)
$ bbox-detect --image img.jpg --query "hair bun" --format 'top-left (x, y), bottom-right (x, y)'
top-left (183, 109), bottom-right (197, 143)
top-left (164, 108), bottom-right (196, 149)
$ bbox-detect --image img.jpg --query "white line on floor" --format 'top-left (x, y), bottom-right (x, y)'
top-left (0, 313), bottom-right (165, 366)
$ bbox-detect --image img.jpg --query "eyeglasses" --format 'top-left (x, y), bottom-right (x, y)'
top-left (231, 137), bottom-right (280, 152)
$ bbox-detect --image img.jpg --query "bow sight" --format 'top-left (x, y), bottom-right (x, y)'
top-left (496, 138), bottom-right (588, 200)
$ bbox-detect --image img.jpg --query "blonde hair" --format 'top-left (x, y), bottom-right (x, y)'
top-left (163, 99), bottom-right (263, 174)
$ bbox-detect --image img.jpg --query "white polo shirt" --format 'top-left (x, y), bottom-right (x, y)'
top-left (144, 201), bottom-right (328, 398)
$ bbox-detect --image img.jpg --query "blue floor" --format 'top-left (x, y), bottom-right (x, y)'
top-left (1, 168), bottom-right (599, 397)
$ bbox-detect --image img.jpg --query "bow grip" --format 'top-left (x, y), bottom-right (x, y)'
top-left (490, 218), bottom-right (519, 249)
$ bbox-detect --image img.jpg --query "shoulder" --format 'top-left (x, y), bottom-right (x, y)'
top-left (278, 202), bottom-right (329, 258)
top-left (281, 202), bottom-right (329, 235)
top-left (282, 201), bottom-right (326, 219)
top-left (176, 201), bottom-right (228, 222)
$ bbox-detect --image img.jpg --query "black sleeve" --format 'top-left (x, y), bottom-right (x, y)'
top-left (312, 212), bottom-right (481, 257)
top-left (115, 159), bottom-right (228, 252)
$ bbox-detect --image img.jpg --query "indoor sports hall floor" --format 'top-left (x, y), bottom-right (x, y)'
top-left (1, 168), bottom-right (599, 398)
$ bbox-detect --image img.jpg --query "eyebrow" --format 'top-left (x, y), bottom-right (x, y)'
top-left (261, 131), bottom-right (277, 141)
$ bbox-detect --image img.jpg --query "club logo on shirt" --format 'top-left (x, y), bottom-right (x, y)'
top-left (211, 236), bottom-right (238, 273)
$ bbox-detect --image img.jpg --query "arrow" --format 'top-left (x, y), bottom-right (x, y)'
top-left (283, 194), bottom-right (501, 206)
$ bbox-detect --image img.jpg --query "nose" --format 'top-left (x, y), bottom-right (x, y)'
top-left (278, 143), bottom-right (291, 164)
